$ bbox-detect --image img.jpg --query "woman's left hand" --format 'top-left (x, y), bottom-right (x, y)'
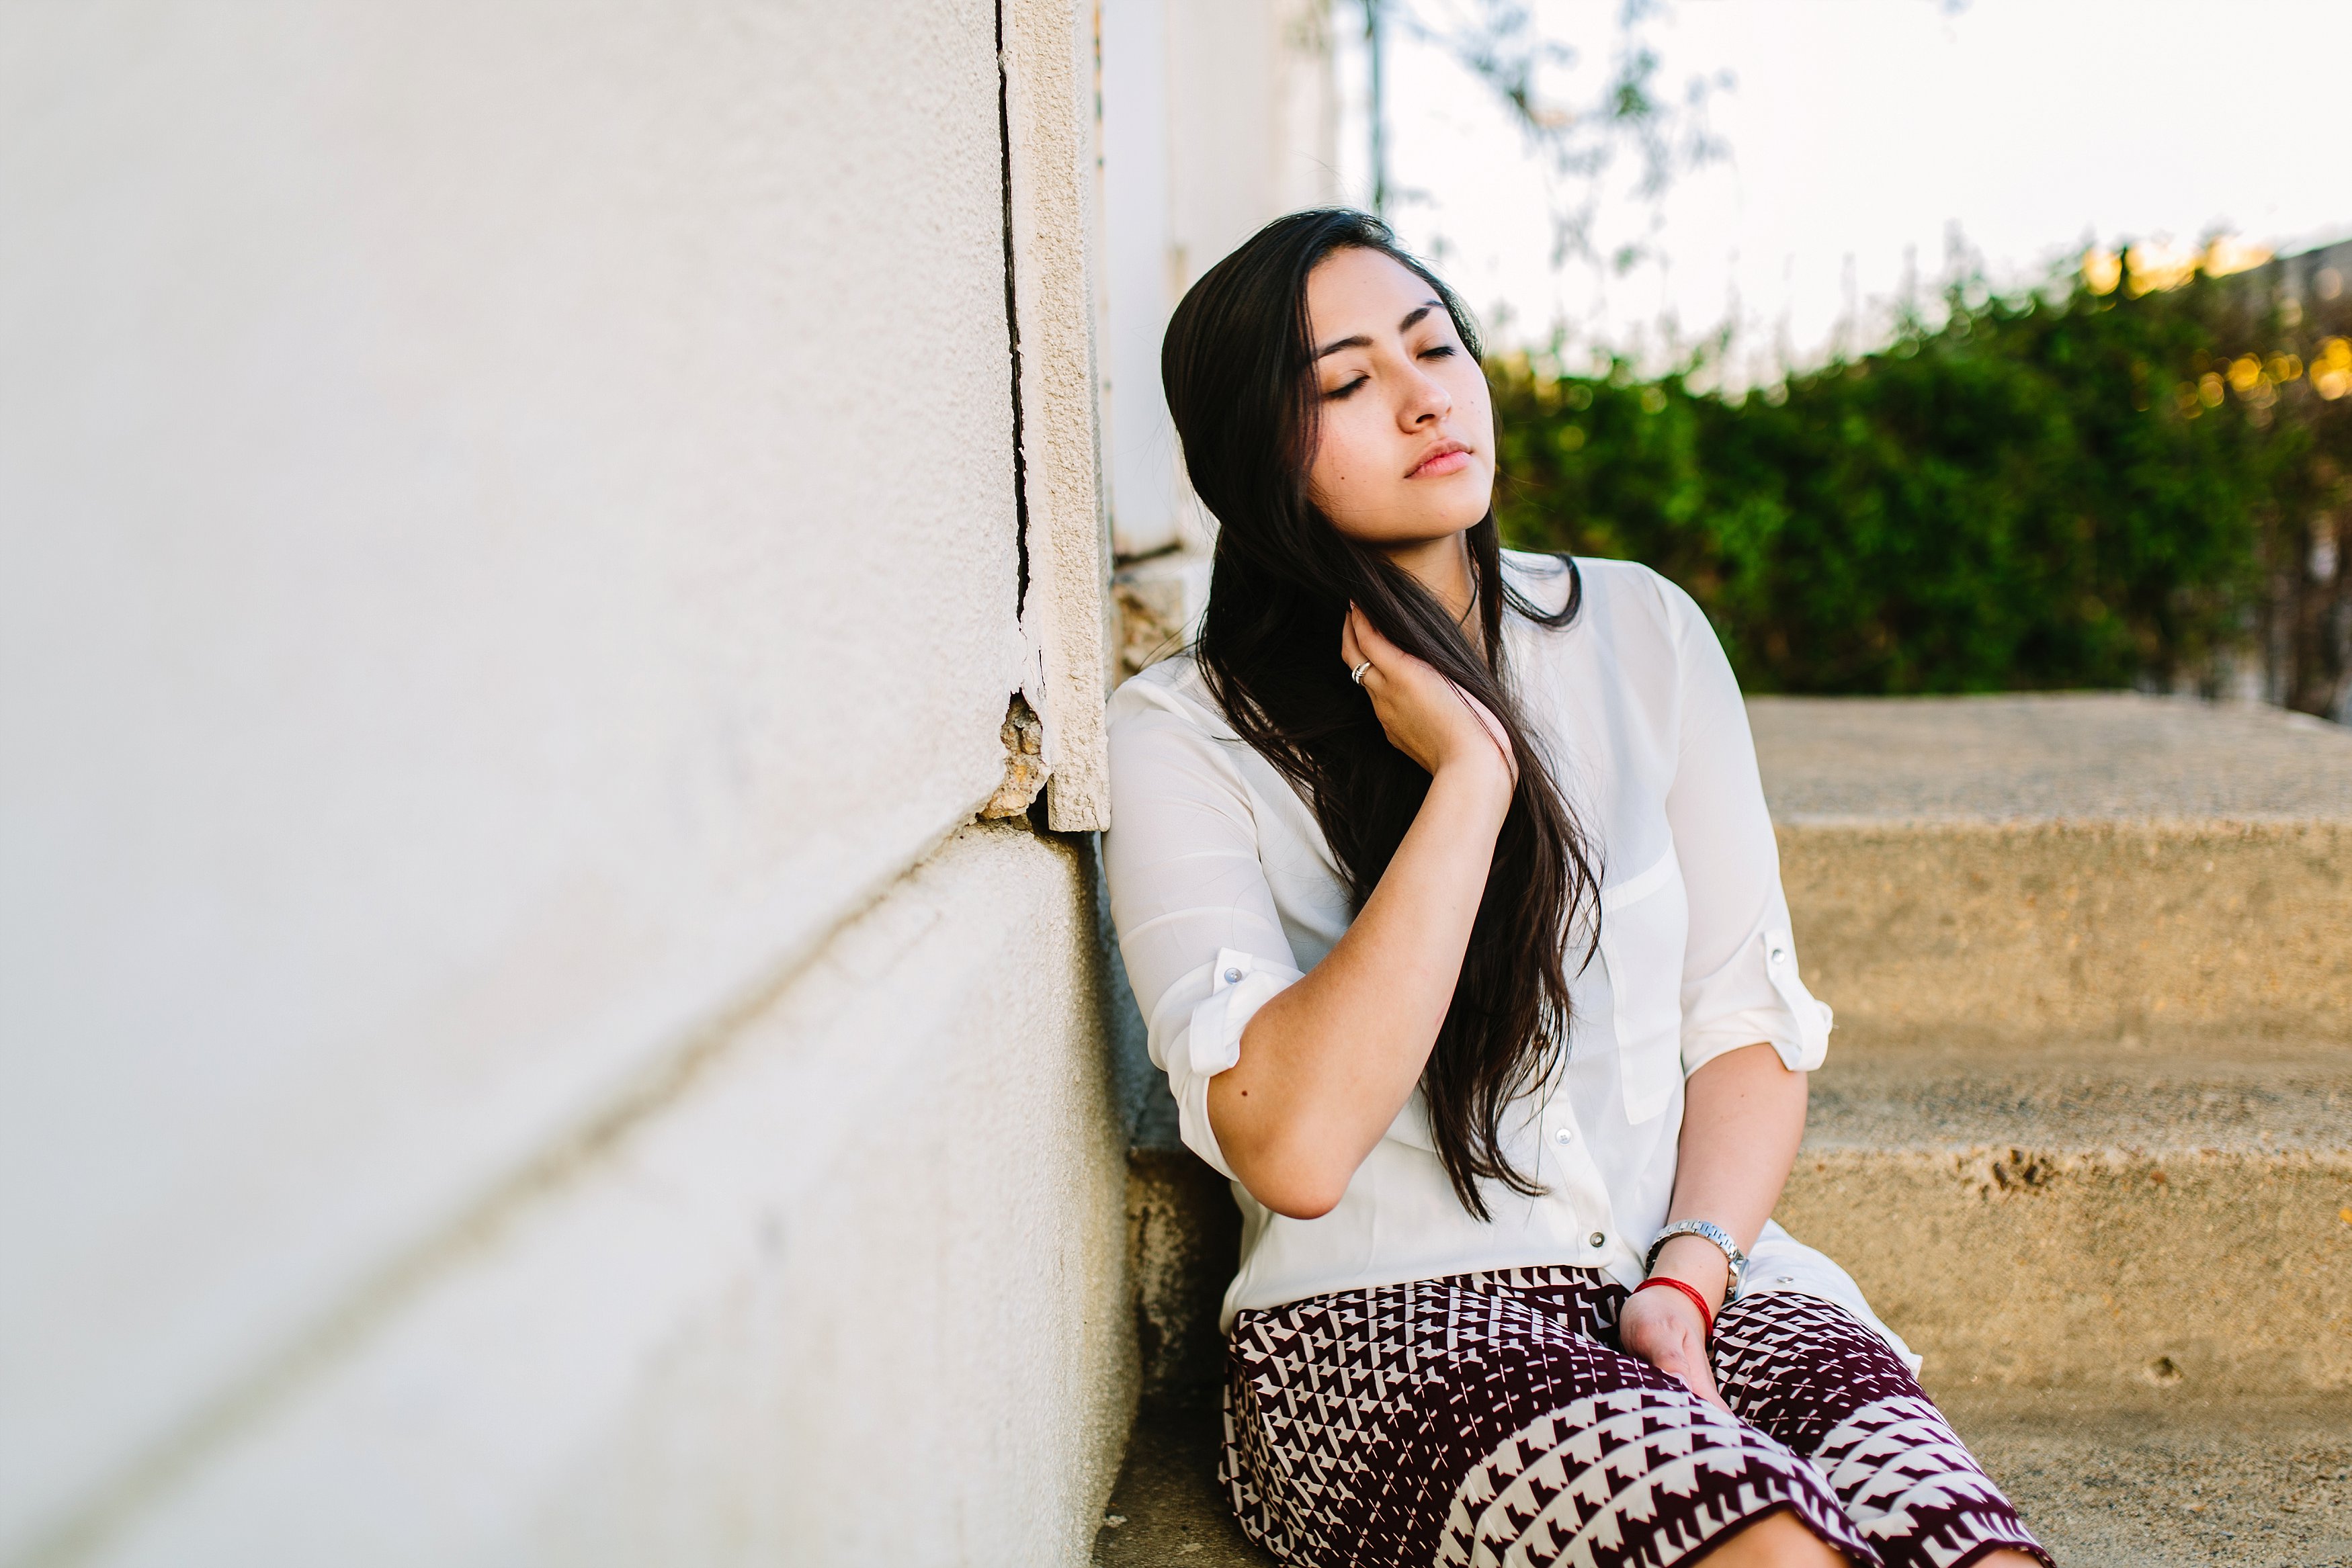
top-left (1619, 1287), bottom-right (1726, 1409)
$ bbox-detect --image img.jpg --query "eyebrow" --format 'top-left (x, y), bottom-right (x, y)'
top-left (1314, 300), bottom-right (1444, 361)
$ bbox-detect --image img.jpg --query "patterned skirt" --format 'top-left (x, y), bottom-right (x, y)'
top-left (1222, 1268), bottom-right (2049, 1568)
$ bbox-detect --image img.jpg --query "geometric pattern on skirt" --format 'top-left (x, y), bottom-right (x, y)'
top-left (1223, 1267), bottom-right (2050, 1568)
top-left (1713, 1293), bottom-right (2048, 1566)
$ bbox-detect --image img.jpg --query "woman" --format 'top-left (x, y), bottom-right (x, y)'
top-left (1103, 210), bottom-right (2049, 1568)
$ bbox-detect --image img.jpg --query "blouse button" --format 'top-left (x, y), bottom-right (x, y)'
top-left (1769, 947), bottom-right (1788, 965)
top-left (1553, 1127), bottom-right (1573, 1145)
top-left (1223, 967), bottom-right (1243, 984)
top-left (1588, 1231), bottom-right (1607, 1248)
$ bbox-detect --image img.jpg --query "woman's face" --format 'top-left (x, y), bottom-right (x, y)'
top-left (1302, 247), bottom-right (1495, 549)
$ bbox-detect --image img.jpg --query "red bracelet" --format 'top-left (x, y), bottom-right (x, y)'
top-left (1633, 1276), bottom-right (1716, 1340)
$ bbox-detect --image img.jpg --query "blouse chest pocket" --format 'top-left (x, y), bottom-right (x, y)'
top-left (1596, 844), bottom-right (1688, 1125)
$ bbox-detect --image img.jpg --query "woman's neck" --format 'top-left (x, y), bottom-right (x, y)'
top-left (1381, 531), bottom-right (1479, 633)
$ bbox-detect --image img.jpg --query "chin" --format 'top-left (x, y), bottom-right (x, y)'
top-left (1421, 482), bottom-right (1493, 535)
top-left (1330, 483), bottom-right (1494, 548)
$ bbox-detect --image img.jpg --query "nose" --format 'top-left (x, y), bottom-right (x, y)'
top-left (1398, 361), bottom-right (1452, 428)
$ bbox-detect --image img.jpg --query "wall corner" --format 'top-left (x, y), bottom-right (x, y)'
top-left (1003, 0), bottom-right (1115, 833)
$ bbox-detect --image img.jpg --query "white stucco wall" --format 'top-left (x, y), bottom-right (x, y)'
top-left (79, 825), bottom-right (1132, 1567)
top-left (1098, 0), bottom-right (1337, 561)
top-left (0, 2), bottom-right (1129, 1561)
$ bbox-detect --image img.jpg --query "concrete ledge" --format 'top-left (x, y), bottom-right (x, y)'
top-left (1780, 1145), bottom-right (2352, 1396)
top-left (1807, 1036), bottom-right (2352, 1152)
top-left (1940, 1387), bottom-right (2352, 1567)
top-left (1750, 693), bottom-right (2352, 823)
top-left (1781, 820), bottom-right (2352, 1051)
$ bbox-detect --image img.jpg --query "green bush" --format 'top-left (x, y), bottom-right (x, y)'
top-left (1490, 265), bottom-right (2352, 711)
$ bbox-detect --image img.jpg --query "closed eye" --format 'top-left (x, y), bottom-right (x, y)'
top-left (1420, 345), bottom-right (1457, 360)
top-left (1325, 375), bottom-right (1369, 399)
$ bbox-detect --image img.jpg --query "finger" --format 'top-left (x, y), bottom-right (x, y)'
top-left (1343, 606), bottom-right (1392, 693)
top-left (1647, 1344), bottom-right (1725, 1410)
top-left (1679, 1368), bottom-right (1727, 1409)
top-left (1685, 1362), bottom-right (1730, 1410)
top-left (1623, 1305), bottom-right (1724, 1408)
top-left (1349, 608), bottom-right (1403, 662)
top-left (1655, 1334), bottom-right (1729, 1409)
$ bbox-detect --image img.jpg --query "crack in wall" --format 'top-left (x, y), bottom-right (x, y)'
top-left (997, 0), bottom-right (1032, 620)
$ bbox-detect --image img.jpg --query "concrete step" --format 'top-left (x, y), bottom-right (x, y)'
top-left (1108, 1094), bottom-right (2352, 1561)
top-left (1745, 692), bottom-right (2352, 825)
top-left (1757, 694), bottom-right (2352, 1055)
top-left (1099, 696), bottom-right (2352, 1561)
top-left (1108, 1079), bottom-right (2352, 1564)
top-left (1093, 1381), bottom-right (2352, 1567)
top-left (1777, 818), bottom-right (2352, 1056)
top-left (1781, 1035), bottom-right (2352, 1399)
top-left (1804, 1035), bottom-right (2352, 1153)
top-left (1125, 1040), bottom-right (2352, 1409)
top-left (1939, 1387), bottom-right (2352, 1567)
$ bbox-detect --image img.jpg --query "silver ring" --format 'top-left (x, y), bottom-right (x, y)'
top-left (1349, 660), bottom-right (1374, 686)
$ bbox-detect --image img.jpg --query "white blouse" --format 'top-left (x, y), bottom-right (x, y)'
top-left (1103, 554), bottom-right (1916, 1366)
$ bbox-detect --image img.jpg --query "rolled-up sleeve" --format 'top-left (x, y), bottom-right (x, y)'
top-left (1660, 586), bottom-right (1834, 1077)
top-left (1103, 688), bottom-right (1304, 1178)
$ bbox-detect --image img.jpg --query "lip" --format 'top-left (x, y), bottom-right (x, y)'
top-left (1406, 440), bottom-right (1471, 479)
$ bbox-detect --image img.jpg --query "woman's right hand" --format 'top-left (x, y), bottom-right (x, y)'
top-left (1209, 603), bottom-right (1523, 1217)
top-left (1341, 603), bottom-right (1518, 795)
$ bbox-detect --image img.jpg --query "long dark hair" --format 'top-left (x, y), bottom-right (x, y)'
top-left (1161, 208), bottom-right (1600, 1219)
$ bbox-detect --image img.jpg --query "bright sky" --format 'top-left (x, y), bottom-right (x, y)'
top-left (1335, 0), bottom-right (2352, 383)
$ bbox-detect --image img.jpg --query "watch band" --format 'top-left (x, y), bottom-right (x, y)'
top-left (1645, 1219), bottom-right (1749, 1293)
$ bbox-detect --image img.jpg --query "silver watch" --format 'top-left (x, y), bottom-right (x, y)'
top-left (1646, 1219), bottom-right (1748, 1293)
